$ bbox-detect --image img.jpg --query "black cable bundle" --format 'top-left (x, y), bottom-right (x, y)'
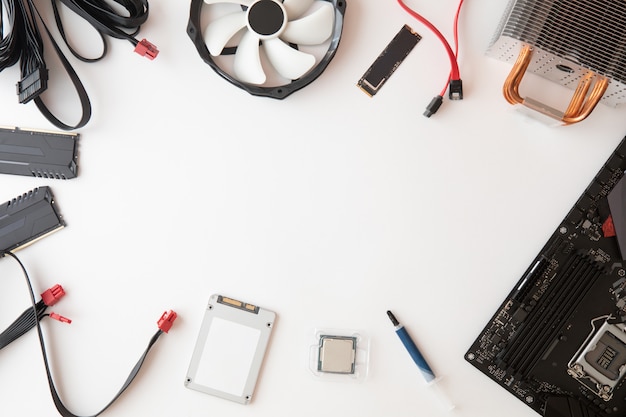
top-left (0, 300), bottom-right (48, 350)
top-left (0, 0), bottom-right (48, 104)
top-left (0, 0), bottom-right (157, 130)
top-left (52, 0), bottom-right (158, 62)
top-left (0, 283), bottom-right (67, 350)
top-left (0, 0), bottom-right (25, 70)
top-left (0, 251), bottom-right (177, 417)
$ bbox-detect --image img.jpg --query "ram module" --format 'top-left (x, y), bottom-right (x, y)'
top-left (0, 126), bottom-right (78, 179)
top-left (0, 187), bottom-right (64, 254)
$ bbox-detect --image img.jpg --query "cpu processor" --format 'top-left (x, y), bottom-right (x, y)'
top-left (318, 335), bottom-right (357, 374)
top-left (309, 329), bottom-right (369, 382)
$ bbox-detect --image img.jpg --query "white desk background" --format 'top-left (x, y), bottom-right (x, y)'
top-left (1, 0), bottom-right (626, 416)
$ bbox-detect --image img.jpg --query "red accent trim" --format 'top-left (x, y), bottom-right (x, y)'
top-left (603, 215), bottom-right (616, 237)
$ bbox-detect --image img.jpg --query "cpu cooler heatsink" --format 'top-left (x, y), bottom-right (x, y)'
top-left (488, 0), bottom-right (626, 124)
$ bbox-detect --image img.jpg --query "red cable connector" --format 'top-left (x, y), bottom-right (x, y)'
top-left (49, 312), bottom-right (72, 324)
top-left (134, 39), bottom-right (159, 60)
top-left (41, 284), bottom-right (65, 306)
top-left (157, 310), bottom-right (177, 333)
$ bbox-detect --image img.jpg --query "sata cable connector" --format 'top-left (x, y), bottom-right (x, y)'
top-left (134, 39), bottom-right (159, 60)
top-left (424, 95), bottom-right (444, 118)
top-left (448, 79), bottom-right (463, 100)
top-left (16, 67), bottom-right (49, 104)
top-left (0, 187), bottom-right (65, 254)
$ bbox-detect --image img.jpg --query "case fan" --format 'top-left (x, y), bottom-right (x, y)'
top-left (187, 0), bottom-right (346, 98)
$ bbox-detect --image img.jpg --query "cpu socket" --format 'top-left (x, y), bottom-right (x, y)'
top-left (568, 321), bottom-right (626, 401)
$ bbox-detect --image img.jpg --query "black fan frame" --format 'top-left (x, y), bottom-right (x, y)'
top-left (187, 0), bottom-right (346, 99)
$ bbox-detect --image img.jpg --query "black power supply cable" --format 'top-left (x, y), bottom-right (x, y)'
top-left (52, 0), bottom-right (158, 62)
top-left (1, 0), bottom-right (47, 102)
top-left (0, 1), bottom-right (20, 69)
top-left (0, 283), bottom-right (68, 351)
top-left (0, 0), bottom-right (157, 130)
top-left (1, 251), bottom-right (177, 417)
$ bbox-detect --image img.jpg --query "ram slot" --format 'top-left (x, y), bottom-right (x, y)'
top-left (497, 253), bottom-right (602, 378)
top-left (498, 253), bottom-right (578, 368)
top-left (518, 259), bottom-right (601, 378)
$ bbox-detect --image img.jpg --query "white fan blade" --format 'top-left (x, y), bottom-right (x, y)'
top-left (282, 0), bottom-right (314, 20)
top-left (204, 11), bottom-right (247, 56)
top-left (281, 2), bottom-right (334, 45)
top-left (234, 31), bottom-right (266, 84)
top-left (264, 38), bottom-right (316, 80)
top-left (204, 0), bottom-right (253, 6)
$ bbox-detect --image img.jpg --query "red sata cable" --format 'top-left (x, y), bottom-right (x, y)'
top-left (397, 0), bottom-right (465, 116)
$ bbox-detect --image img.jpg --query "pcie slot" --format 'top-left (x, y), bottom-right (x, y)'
top-left (498, 254), bottom-right (602, 377)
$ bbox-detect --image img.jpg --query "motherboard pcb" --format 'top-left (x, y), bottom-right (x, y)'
top-left (466, 137), bottom-right (626, 417)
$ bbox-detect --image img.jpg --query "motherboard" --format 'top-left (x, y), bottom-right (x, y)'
top-left (466, 137), bottom-right (626, 417)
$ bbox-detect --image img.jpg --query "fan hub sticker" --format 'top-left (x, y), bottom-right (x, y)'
top-left (247, 0), bottom-right (287, 39)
